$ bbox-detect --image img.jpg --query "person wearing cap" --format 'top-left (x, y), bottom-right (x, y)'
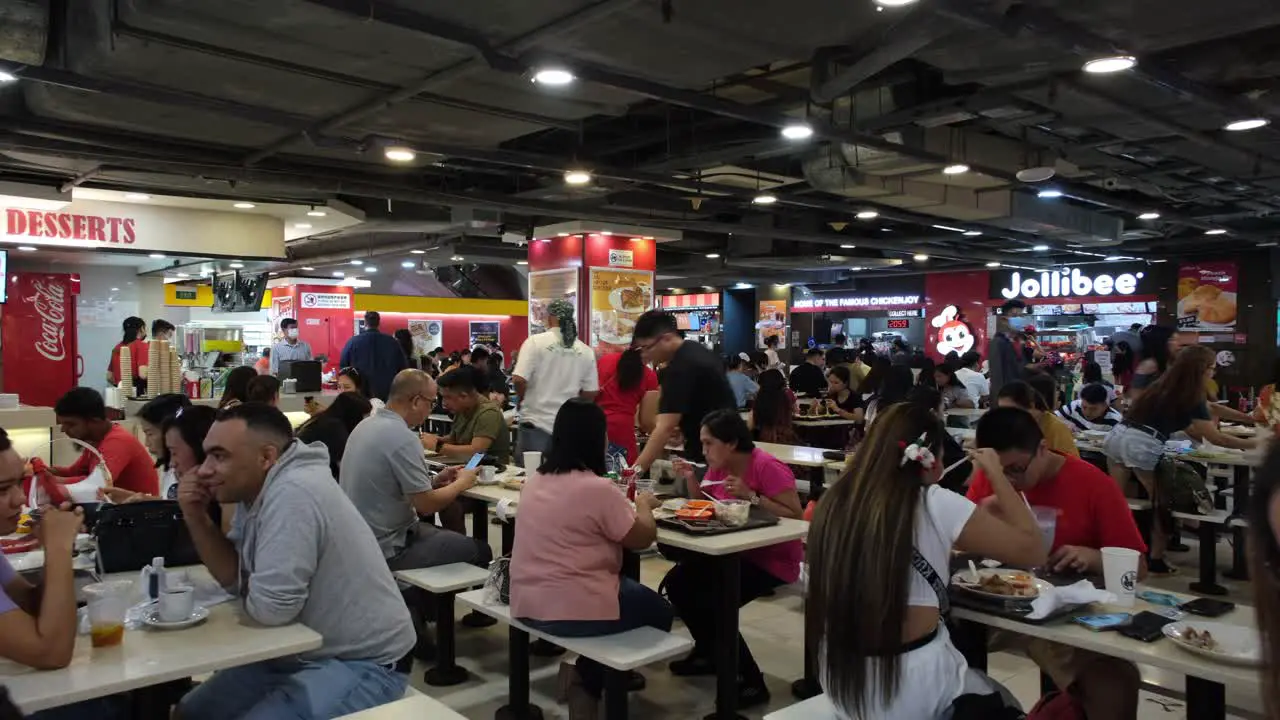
top-left (511, 300), bottom-right (598, 465)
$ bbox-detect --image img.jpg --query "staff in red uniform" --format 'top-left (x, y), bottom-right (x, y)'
top-left (107, 316), bottom-right (149, 395)
top-left (49, 387), bottom-right (158, 497)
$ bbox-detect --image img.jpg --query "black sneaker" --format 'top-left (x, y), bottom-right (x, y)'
top-left (668, 655), bottom-right (715, 677)
top-left (461, 611), bottom-right (497, 628)
top-left (738, 682), bottom-right (771, 709)
top-left (1148, 558), bottom-right (1179, 575)
top-left (1167, 541), bottom-right (1191, 553)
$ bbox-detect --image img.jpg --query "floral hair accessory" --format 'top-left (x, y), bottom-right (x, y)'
top-left (900, 432), bottom-right (936, 470)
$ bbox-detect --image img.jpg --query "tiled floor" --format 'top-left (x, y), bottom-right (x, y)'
top-left (408, 525), bottom-right (1264, 719)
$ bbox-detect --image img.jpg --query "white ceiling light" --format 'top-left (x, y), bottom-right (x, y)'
top-left (450, 255), bottom-right (464, 262)
top-left (306, 209), bottom-right (327, 217)
top-left (124, 193), bottom-right (151, 201)
top-left (557, 232), bottom-right (570, 237)
top-left (840, 243), bottom-right (857, 249)
top-left (735, 282), bottom-right (753, 289)
top-left (233, 202), bottom-right (255, 209)
top-left (228, 262), bottom-right (244, 269)
top-left (1104, 256), bottom-right (1127, 261)
top-left (365, 266), bottom-right (377, 273)
top-left (1257, 242), bottom-right (1279, 248)
top-left (600, 230), bottom-right (613, 235)
top-left (16, 246), bottom-right (35, 252)
top-left (384, 146), bottom-right (416, 162)
top-left (963, 230), bottom-right (983, 237)
top-left (855, 210), bottom-right (878, 220)
top-left (110, 287), bottom-right (119, 292)
top-left (942, 164), bottom-right (969, 175)
top-left (986, 261), bottom-right (1002, 267)
top-left (302, 266), bottom-right (315, 271)
top-left (1205, 229), bottom-right (1228, 235)
top-left (410, 249), bottom-right (426, 255)
top-left (148, 253), bottom-right (165, 259)
top-left (780, 123), bottom-right (814, 140)
top-left (532, 68), bottom-right (575, 85)
top-left (401, 261), bottom-right (415, 268)
top-left (913, 253), bottom-right (929, 262)
top-left (176, 272), bottom-right (189, 278)
top-left (294, 223), bottom-right (312, 229)
top-left (1016, 166), bottom-right (1056, 183)
top-left (1032, 244), bottom-right (1050, 251)
top-left (752, 193), bottom-right (778, 205)
top-left (350, 259), bottom-right (363, 265)
top-left (0, 71), bottom-right (17, 83)
top-left (931, 224), bottom-right (966, 233)
top-left (564, 170), bottom-right (592, 185)
top-left (1223, 118), bottom-right (1270, 132)
top-left (1037, 189), bottom-right (1064, 198)
top-left (1083, 55), bottom-right (1137, 74)
top-left (873, 0), bottom-right (919, 6)
top-left (332, 271), bottom-right (345, 277)
top-left (1137, 212), bottom-right (1161, 220)
top-left (705, 253), bottom-right (721, 259)
top-left (516, 260), bottom-right (529, 266)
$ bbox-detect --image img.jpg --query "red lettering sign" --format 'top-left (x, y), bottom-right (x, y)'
top-left (2, 209), bottom-right (136, 245)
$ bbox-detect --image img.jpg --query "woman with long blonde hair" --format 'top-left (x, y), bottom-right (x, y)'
top-left (808, 402), bottom-right (1047, 718)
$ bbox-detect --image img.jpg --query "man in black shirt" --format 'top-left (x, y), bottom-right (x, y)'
top-left (631, 311), bottom-right (737, 472)
top-left (789, 348), bottom-right (828, 397)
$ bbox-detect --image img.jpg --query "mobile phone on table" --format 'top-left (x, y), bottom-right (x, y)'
top-left (1117, 611), bottom-right (1174, 642)
top-left (463, 452), bottom-right (486, 471)
top-left (1180, 598), bottom-right (1235, 617)
top-left (1072, 613), bottom-right (1131, 632)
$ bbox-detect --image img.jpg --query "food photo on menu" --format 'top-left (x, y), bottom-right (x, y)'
top-left (1177, 261), bottom-right (1238, 330)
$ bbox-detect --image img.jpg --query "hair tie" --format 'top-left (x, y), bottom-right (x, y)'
top-left (900, 432), bottom-right (936, 470)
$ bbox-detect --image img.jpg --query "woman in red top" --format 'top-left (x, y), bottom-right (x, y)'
top-left (595, 349), bottom-right (659, 464)
top-left (107, 316), bottom-right (148, 393)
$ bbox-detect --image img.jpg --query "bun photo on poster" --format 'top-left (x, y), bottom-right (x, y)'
top-left (1177, 261), bottom-right (1238, 331)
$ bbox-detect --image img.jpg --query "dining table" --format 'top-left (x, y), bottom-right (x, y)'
top-left (0, 567), bottom-right (322, 715)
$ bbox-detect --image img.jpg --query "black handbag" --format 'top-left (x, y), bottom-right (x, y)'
top-left (93, 500), bottom-right (201, 574)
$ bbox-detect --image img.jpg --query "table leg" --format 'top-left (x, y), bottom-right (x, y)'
top-left (604, 669), bottom-right (630, 720)
top-left (705, 554), bottom-right (745, 720)
top-left (425, 592), bottom-right (469, 686)
top-left (951, 619), bottom-right (988, 673)
top-left (501, 517), bottom-right (517, 557)
top-left (809, 466), bottom-right (825, 501)
top-left (789, 597), bottom-right (821, 700)
top-left (468, 498), bottom-right (490, 547)
top-left (495, 627), bottom-right (544, 720)
top-left (1189, 517), bottom-right (1228, 596)
top-left (1185, 676), bottom-right (1225, 720)
top-left (1224, 523), bottom-right (1250, 581)
top-left (1230, 464), bottom-right (1250, 518)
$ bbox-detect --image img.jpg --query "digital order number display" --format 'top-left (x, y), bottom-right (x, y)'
top-left (887, 319), bottom-right (911, 329)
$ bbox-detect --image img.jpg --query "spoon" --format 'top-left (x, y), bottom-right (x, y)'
top-left (968, 559), bottom-right (981, 584)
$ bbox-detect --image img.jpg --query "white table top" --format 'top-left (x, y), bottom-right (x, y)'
top-left (0, 598), bottom-right (322, 713)
top-left (755, 442), bottom-right (831, 468)
top-left (793, 418), bottom-right (859, 428)
top-left (336, 694), bottom-right (467, 719)
top-left (953, 595), bottom-right (1261, 690)
top-left (944, 408), bottom-right (987, 419)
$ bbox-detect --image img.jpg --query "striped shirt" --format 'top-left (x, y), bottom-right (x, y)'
top-left (1057, 399), bottom-right (1122, 433)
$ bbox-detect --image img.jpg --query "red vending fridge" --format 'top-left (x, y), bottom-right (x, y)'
top-left (2, 273), bottom-right (82, 407)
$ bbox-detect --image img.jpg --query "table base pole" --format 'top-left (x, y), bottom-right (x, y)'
top-left (1185, 676), bottom-right (1225, 720)
top-left (1191, 518), bottom-right (1227, 596)
top-left (790, 677), bottom-right (821, 700)
top-left (707, 555), bottom-right (743, 720)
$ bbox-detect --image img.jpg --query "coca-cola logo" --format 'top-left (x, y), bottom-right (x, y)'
top-left (27, 279), bottom-right (66, 362)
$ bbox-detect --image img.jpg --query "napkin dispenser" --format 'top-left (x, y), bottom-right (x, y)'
top-left (279, 360), bottom-right (322, 392)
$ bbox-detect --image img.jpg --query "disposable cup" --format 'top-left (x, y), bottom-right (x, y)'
top-left (1031, 506), bottom-right (1057, 552)
top-left (83, 580), bottom-right (132, 647)
top-left (522, 452), bottom-right (542, 471)
top-left (634, 476), bottom-right (656, 496)
top-left (1101, 546), bottom-right (1140, 607)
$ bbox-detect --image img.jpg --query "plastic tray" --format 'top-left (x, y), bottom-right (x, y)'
top-left (656, 507), bottom-right (780, 535)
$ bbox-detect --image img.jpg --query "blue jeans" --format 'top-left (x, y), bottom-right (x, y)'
top-left (520, 577), bottom-right (673, 696)
top-left (177, 656), bottom-right (408, 720)
top-left (516, 424), bottom-right (553, 466)
top-left (30, 697), bottom-right (125, 720)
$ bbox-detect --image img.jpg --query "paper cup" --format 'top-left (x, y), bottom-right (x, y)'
top-left (1031, 507), bottom-right (1057, 552)
top-left (522, 452), bottom-right (542, 471)
top-left (1101, 547), bottom-right (1140, 607)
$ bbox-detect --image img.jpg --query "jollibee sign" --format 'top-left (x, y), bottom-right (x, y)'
top-left (5, 208), bottom-right (137, 244)
top-left (993, 267), bottom-right (1151, 301)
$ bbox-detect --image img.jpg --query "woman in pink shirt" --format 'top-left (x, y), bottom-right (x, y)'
top-left (510, 399), bottom-right (672, 719)
top-left (667, 410), bottom-right (803, 709)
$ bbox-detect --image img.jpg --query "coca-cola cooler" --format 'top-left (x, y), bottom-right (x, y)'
top-left (2, 273), bottom-right (82, 407)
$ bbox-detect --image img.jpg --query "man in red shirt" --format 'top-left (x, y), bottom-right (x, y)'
top-left (51, 388), bottom-right (158, 497)
top-left (969, 407), bottom-right (1143, 720)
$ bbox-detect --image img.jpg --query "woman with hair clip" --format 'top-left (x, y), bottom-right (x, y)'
top-left (337, 366), bottom-right (385, 409)
top-left (807, 402), bottom-right (1047, 719)
top-left (595, 348), bottom-right (659, 464)
top-left (1105, 345), bottom-right (1256, 574)
top-left (1249, 443), bottom-right (1280, 720)
top-left (103, 393), bottom-right (190, 503)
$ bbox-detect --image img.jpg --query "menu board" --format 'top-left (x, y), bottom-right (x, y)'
top-left (588, 268), bottom-right (654, 354)
top-left (469, 321), bottom-right (500, 348)
top-left (408, 319), bottom-right (443, 356)
top-left (528, 268), bottom-right (579, 336)
top-left (1177, 261), bottom-right (1238, 331)
top-left (757, 300), bottom-right (786, 347)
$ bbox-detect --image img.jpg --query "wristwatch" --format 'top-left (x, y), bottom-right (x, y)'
top-left (748, 492), bottom-right (761, 506)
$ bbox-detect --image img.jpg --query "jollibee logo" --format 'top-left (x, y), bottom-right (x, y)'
top-left (931, 305), bottom-right (974, 356)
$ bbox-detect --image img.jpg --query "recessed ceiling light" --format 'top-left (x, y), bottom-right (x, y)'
top-left (840, 243), bottom-right (856, 249)
top-left (931, 224), bottom-right (966, 233)
top-left (532, 68), bottom-right (575, 85)
top-left (942, 164), bottom-right (969, 175)
top-left (1205, 229), bottom-right (1228, 235)
top-left (233, 202), bottom-right (255, 209)
top-left (873, 0), bottom-right (918, 5)
top-left (268, 272), bottom-right (278, 277)
top-left (350, 259), bottom-right (363, 265)
top-left (110, 287), bottom-right (119, 292)
top-left (557, 232), bottom-right (570, 237)
top-left (410, 249), bottom-right (426, 254)
top-left (125, 193), bottom-right (151, 201)
top-left (307, 210), bottom-right (327, 217)
top-left (705, 253), bottom-right (720, 259)
top-left (600, 230), bottom-right (612, 235)
top-left (849, 266), bottom-right (864, 272)
top-left (774, 283), bottom-right (790, 288)
top-left (1137, 212), bottom-right (1161, 220)
top-left (294, 223), bottom-right (312, 229)
top-left (1150, 259), bottom-right (1168, 263)
top-left (1083, 55), bottom-right (1137, 74)
top-left (332, 271), bottom-right (345, 277)
top-left (401, 261), bottom-right (415, 268)
top-left (642, 236), bottom-right (654, 240)
top-left (1258, 242), bottom-right (1279, 248)
top-left (963, 230), bottom-right (983, 237)
top-left (229, 262), bottom-right (244, 269)
top-left (450, 255), bottom-right (464, 262)
top-left (16, 246), bottom-right (35, 252)
top-left (516, 260), bottom-right (529, 266)
top-left (1037, 189), bottom-right (1064, 198)
top-left (855, 210), bottom-right (878, 220)
top-left (365, 266), bottom-right (377, 272)
top-left (302, 266), bottom-right (315, 271)
top-left (986, 261), bottom-right (1002, 267)
top-left (564, 170), bottom-right (592, 185)
top-left (199, 270), bottom-right (209, 277)
top-left (913, 253), bottom-right (929, 261)
top-left (384, 146), bottom-right (416, 162)
top-left (1104, 256), bottom-right (1127, 261)
top-left (1223, 118), bottom-right (1270, 132)
top-left (752, 193), bottom-right (778, 205)
top-left (0, 71), bottom-right (17, 83)
top-left (1033, 244), bottom-right (1050, 251)
top-left (780, 123), bottom-right (814, 140)
top-left (148, 253), bottom-right (165, 259)
top-left (176, 272), bottom-right (189, 278)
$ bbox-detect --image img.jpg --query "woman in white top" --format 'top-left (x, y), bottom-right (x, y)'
top-left (807, 402), bottom-right (1047, 719)
top-left (763, 334), bottom-right (783, 370)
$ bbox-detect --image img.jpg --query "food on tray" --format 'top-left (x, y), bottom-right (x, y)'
top-left (500, 478), bottom-right (524, 491)
top-left (1, 536), bottom-right (39, 554)
top-left (715, 499), bottom-right (751, 527)
top-left (15, 513), bottom-right (31, 534)
top-left (1183, 627), bottom-right (1219, 651)
top-left (676, 499), bottom-right (715, 521)
top-left (958, 570), bottom-right (1038, 597)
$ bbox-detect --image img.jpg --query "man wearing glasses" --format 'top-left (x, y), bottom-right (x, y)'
top-left (631, 311), bottom-right (737, 476)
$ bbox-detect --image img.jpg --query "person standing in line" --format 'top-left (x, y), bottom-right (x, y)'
top-left (393, 329), bottom-right (419, 370)
top-left (340, 311), bottom-right (409, 402)
top-left (987, 300), bottom-right (1029, 399)
top-left (595, 348), bottom-right (660, 465)
top-left (631, 311), bottom-right (737, 474)
top-left (511, 300), bottom-right (599, 464)
top-left (107, 316), bottom-right (149, 394)
top-left (271, 318), bottom-right (313, 375)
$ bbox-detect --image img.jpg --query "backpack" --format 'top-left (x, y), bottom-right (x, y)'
top-left (1156, 457), bottom-right (1213, 515)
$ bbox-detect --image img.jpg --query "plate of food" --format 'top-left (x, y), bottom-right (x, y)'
top-left (950, 568), bottom-right (1045, 601)
top-left (1162, 621), bottom-right (1261, 666)
top-left (608, 286), bottom-right (650, 314)
top-left (675, 499), bottom-right (716, 522)
top-left (500, 478), bottom-right (524, 492)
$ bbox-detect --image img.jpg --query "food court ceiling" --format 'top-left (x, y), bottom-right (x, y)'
top-left (0, 0), bottom-right (1277, 291)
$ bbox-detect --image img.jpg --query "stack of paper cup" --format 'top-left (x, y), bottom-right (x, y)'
top-left (1101, 546), bottom-right (1140, 607)
top-left (148, 341), bottom-right (162, 396)
top-left (169, 347), bottom-right (181, 395)
top-left (119, 346), bottom-right (133, 397)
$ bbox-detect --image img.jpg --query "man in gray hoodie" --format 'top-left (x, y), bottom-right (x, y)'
top-left (177, 403), bottom-right (414, 720)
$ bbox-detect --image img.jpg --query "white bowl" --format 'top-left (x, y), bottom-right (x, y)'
top-left (714, 499), bottom-right (751, 527)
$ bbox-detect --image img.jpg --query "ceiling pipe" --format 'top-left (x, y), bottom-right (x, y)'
top-left (810, 10), bottom-right (954, 105)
